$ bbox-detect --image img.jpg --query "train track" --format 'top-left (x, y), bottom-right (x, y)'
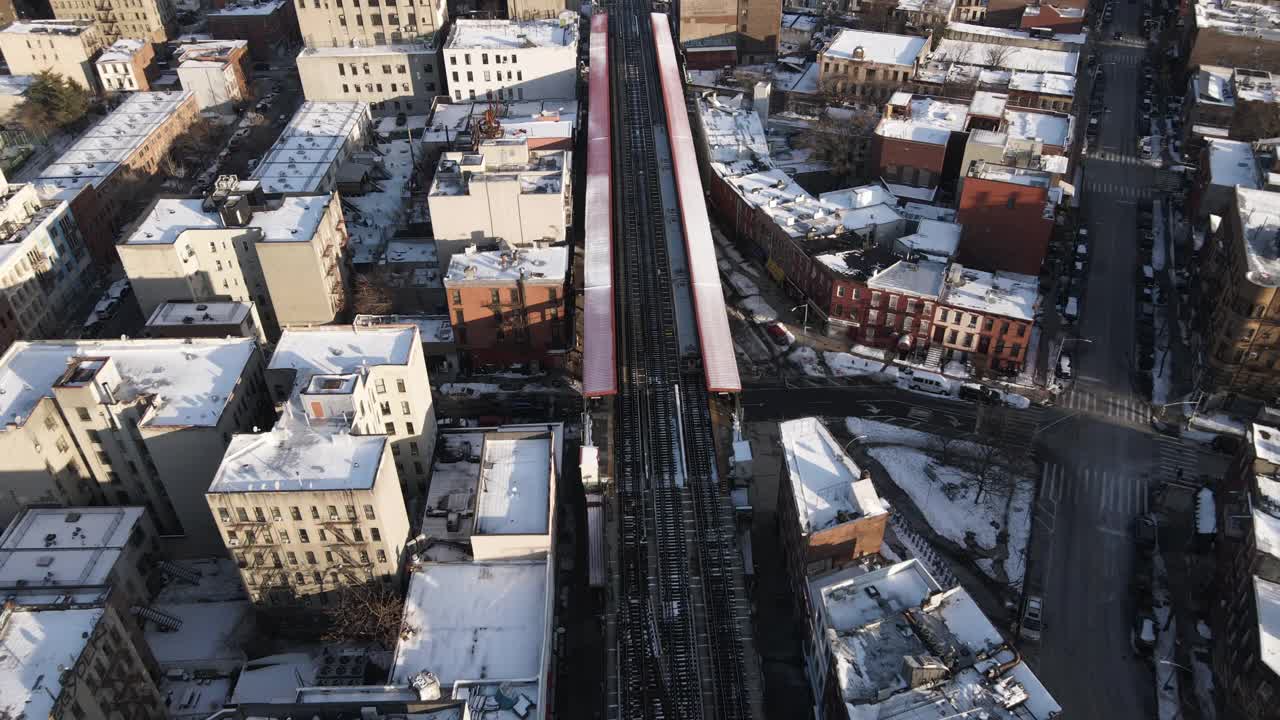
top-left (607, 4), bottom-right (755, 719)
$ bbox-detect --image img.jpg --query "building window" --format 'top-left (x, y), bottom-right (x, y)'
top-left (410, 441), bottom-right (419, 455)
top-left (396, 379), bottom-right (407, 393)
top-left (311, 506), bottom-right (320, 520)
top-left (306, 551), bottom-right (316, 564)
top-left (372, 527), bottom-right (381, 541)
top-left (364, 505), bottom-right (375, 520)
top-left (219, 508), bottom-right (231, 523)
top-left (299, 529), bottom-right (310, 543)
top-left (237, 508), bottom-right (249, 522)
top-left (375, 378), bottom-right (386, 393)
top-left (406, 422), bottom-right (414, 434)
top-left (377, 550), bottom-right (388, 563)
top-left (290, 506), bottom-right (302, 521)
top-left (385, 421), bottom-right (395, 433)
top-left (400, 401), bottom-right (410, 415)
top-left (279, 530), bottom-right (290, 544)
top-left (76, 407), bottom-right (90, 421)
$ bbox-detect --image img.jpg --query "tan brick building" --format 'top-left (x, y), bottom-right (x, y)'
top-left (49, 0), bottom-right (174, 43)
top-left (0, 19), bottom-right (108, 91)
top-left (817, 29), bottom-right (930, 105)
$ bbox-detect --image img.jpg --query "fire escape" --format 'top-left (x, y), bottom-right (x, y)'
top-left (322, 509), bottom-right (375, 586)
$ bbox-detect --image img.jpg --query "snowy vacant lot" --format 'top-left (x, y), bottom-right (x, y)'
top-left (847, 417), bottom-right (1034, 588)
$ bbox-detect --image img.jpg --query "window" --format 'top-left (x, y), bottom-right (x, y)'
top-left (306, 551), bottom-right (316, 564)
top-left (219, 507), bottom-right (231, 523)
top-left (467, 71), bottom-right (474, 82)
top-left (401, 401), bottom-right (411, 415)
top-left (451, 289), bottom-right (461, 304)
top-left (254, 507), bottom-right (266, 522)
top-left (871, 291), bottom-right (882, 306)
top-left (396, 379), bottom-right (406, 393)
top-left (836, 285), bottom-right (845, 297)
top-left (290, 506), bottom-right (302, 521)
top-left (327, 505), bottom-right (339, 520)
top-left (888, 295), bottom-right (899, 311)
top-left (375, 378), bottom-right (386, 393)
top-left (377, 550), bottom-right (388, 563)
top-left (364, 504), bottom-right (375, 520)
top-left (319, 529), bottom-right (328, 542)
top-left (406, 422), bottom-right (415, 434)
top-left (354, 528), bottom-right (364, 541)
top-left (311, 506), bottom-right (320, 520)
top-left (385, 421), bottom-right (395, 433)
top-left (834, 304), bottom-right (843, 317)
top-left (299, 529), bottom-right (310, 543)
top-left (1006, 196), bottom-right (1016, 209)
top-left (414, 461), bottom-right (424, 473)
top-left (517, 71), bottom-right (522, 81)
top-left (237, 508), bottom-right (249, 522)
top-left (346, 505), bottom-right (357, 520)
top-left (380, 401), bottom-right (391, 414)
top-left (279, 530), bottom-right (290, 544)
top-left (359, 551), bottom-right (370, 563)
top-left (490, 289), bottom-right (500, 303)
top-left (271, 507), bottom-right (282, 521)
top-left (76, 407), bottom-right (90, 421)
top-left (885, 313), bottom-right (896, 327)
top-left (228, 530), bottom-right (238, 543)
top-left (393, 444), bottom-right (401, 456)
top-left (372, 527), bottom-right (381, 541)
top-left (484, 70), bottom-right (491, 81)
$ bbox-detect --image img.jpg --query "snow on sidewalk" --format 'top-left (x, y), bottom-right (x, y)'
top-left (789, 346), bottom-right (826, 377)
top-left (738, 295), bottom-right (778, 323)
top-left (1152, 554), bottom-right (1182, 720)
top-left (824, 352), bottom-right (896, 382)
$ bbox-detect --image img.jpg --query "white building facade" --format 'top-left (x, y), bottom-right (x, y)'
top-left (443, 19), bottom-right (578, 103)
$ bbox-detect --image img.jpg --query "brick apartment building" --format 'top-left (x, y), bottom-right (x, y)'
top-left (777, 417), bottom-right (889, 629)
top-left (872, 95), bottom-right (969, 189)
top-left (932, 265), bottom-right (1039, 374)
top-left (956, 163), bottom-right (1056, 275)
top-left (444, 246), bottom-right (569, 370)
top-left (817, 29), bottom-right (930, 105)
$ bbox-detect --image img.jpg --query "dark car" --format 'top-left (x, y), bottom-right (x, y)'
top-left (959, 382), bottom-right (1001, 404)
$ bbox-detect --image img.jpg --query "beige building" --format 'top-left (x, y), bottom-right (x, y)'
top-left (117, 182), bottom-right (351, 339)
top-left (678, 0), bottom-right (780, 66)
top-left (0, 338), bottom-right (273, 555)
top-left (443, 19), bottom-right (577, 103)
top-left (0, 177), bottom-right (94, 356)
top-left (95, 38), bottom-right (154, 92)
top-left (292, 0), bottom-right (446, 114)
top-left (0, 602), bottom-right (166, 720)
top-left (1197, 186), bottom-right (1280, 406)
top-left (298, 45), bottom-right (440, 115)
top-left (428, 140), bottom-right (569, 268)
top-left (817, 29), bottom-right (930, 105)
top-left (266, 324), bottom-right (438, 499)
top-left (206, 430), bottom-right (412, 611)
top-left (50, 0), bottom-right (175, 43)
top-left (0, 19), bottom-right (108, 91)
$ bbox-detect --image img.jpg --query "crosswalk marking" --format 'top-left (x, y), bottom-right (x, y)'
top-left (1155, 436), bottom-right (1206, 490)
top-left (1086, 150), bottom-right (1151, 166)
top-left (1083, 181), bottom-right (1155, 199)
top-left (1059, 386), bottom-right (1149, 423)
top-left (1040, 462), bottom-right (1149, 516)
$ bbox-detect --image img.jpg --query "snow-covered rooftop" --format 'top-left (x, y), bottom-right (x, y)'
top-left (1257, 575), bottom-right (1280, 676)
top-left (815, 560), bottom-right (1061, 718)
top-left (932, 38), bottom-right (1078, 74)
top-left (0, 338), bottom-right (254, 429)
top-left (1234, 186), bottom-right (1280, 287)
top-left (424, 99), bottom-right (578, 145)
top-left (0, 18), bottom-right (95, 35)
top-left (123, 194), bottom-right (330, 245)
top-left (942, 268), bottom-right (1039, 321)
top-left (0, 75), bottom-right (32, 96)
top-left (1003, 108), bottom-right (1072, 147)
top-left (877, 97), bottom-right (969, 145)
top-left (0, 607), bottom-right (103, 720)
top-left (97, 38), bottom-right (148, 64)
top-left (448, 18), bottom-right (576, 49)
top-left (820, 184), bottom-right (897, 210)
top-left (1207, 138), bottom-right (1260, 189)
top-left (895, 218), bottom-right (962, 259)
top-left (1007, 70), bottom-right (1076, 96)
top-left (269, 325), bottom-right (417, 378)
top-left (209, 426), bottom-right (386, 493)
top-left (354, 314), bottom-right (455, 344)
top-left (779, 417), bottom-right (887, 534)
top-left (824, 29), bottom-right (928, 66)
top-left (445, 246), bottom-right (567, 284)
top-left (868, 259), bottom-right (947, 298)
top-left (148, 300), bottom-right (253, 327)
top-left (474, 433), bottom-right (553, 536)
top-left (1195, 0), bottom-right (1280, 43)
top-left (0, 507), bottom-right (144, 589)
top-left (1254, 423), bottom-right (1280, 465)
top-left (36, 92), bottom-right (193, 193)
top-left (251, 102), bottom-right (367, 194)
top-left (969, 90), bottom-right (1008, 117)
top-left (391, 560), bottom-right (550, 687)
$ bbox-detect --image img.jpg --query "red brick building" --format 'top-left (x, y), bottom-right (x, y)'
top-left (444, 246), bottom-right (568, 370)
top-left (814, 250), bottom-right (946, 356)
top-left (872, 95), bottom-right (969, 189)
top-left (933, 265), bottom-right (1039, 373)
top-left (207, 0), bottom-right (299, 62)
top-left (956, 164), bottom-right (1056, 275)
top-left (1020, 4), bottom-right (1087, 33)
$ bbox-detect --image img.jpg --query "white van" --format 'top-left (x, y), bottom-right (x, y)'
top-left (1063, 297), bottom-right (1079, 324)
top-left (900, 369), bottom-right (952, 396)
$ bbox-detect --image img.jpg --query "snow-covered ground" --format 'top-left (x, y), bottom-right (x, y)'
top-left (726, 271), bottom-right (760, 297)
top-left (1152, 553), bottom-right (1181, 720)
top-left (824, 352), bottom-right (888, 379)
top-left (345, 139), bottom-right (422, 265)
top-left (847, 418), bottom-right (1032, 587)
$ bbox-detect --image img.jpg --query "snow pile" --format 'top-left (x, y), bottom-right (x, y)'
top-left (867, 445), bottom-right (1031, 586)
top-left (1003, 393), bottom-right (1031, 409)
top-left (1188, 412), bottom-right (1248, 437)
top-left (942, 360), bottom-right (972, 378)
top-left (790, 346), bottom-right (826, 376)
top-left (439, 382), bottom-right (502, 396)
top-left (1196, 488), bottom-right (1217, 535)
top-left (738, 295), bottom-right (778, 323)
top-left (825, 352), bottom-right (884, 377)
top-left (849, 344), bottom-right (888, 361)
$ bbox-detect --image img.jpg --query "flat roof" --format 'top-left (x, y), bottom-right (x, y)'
top-left (814, 559), bottom-right (941, 631)
top-left (447, 19), bottom-right (577, 50)
top-left (1007, 70), bottom-right (1076, 97)
top-left (942, 268), bottom-right (1039, 321)
top-left (208, 426), bottom-right (386, 493)
top-left (869, 259), bottom-right (947, 297)
top-left (269, 325), bottom-right (418, 379)
top-left (210, 0), bottom-right (287, 15)
top-left (475, 433), bottom-right (552, 536)
top-left (148, 300), bottom-right (253, 327)
top-left (1235, 186), bottom-right (1280, 287)
top-left (37, 92), bottom-right (193, 191)
top-left (445, 247), bottom-right (568, 284)
top-left (0, 337), bottom-right (256, 429)
top-left (390, 560), bottom-right (549, 687)
top-left (946, 20), bottom-right (1086, 45)
top-left (1208, 138), bottom-right (1260, 189)
top-left (97, 38), bottom-right (148, 63)
top-left (877, 97), bottom-right (969, 145)
top-left (1003, 108), bottom-right (1071, 147)
top-left (424, 99), bottom-right (578, 145)
top-left (0, 608), bottom-right (103, 720)
top-left (1, 18), bottom-right (95, 34)
top-left (779, 418), bottom-right (887, 534)
top-left (824, 29), bottom-right (927, 66)
top-left (251, 102), bottom-right (367, 194)
top-left (1254, 423), bottom-right (1280, 465)
top-left (353, 314), bottom-right (455, 344)
top-left (932, 38), bottom-right (1079, 74)
top-left (0, 507), bottom-right (144, 588)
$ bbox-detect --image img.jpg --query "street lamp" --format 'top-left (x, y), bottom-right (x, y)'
top-left (843, 435), bottom-right (868, 454)
top-left (791, 304), bottom-right (810, 335)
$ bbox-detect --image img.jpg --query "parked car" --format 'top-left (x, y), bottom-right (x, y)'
top-left (959, 382), bottom-right (1001, 404)
top-left (764, 322), bottom-right (793, 347)
top-left (1133, 613), bottom-right (1156, 654)
top-left (1057, 352), bottom-right (1073, 379)
top-left (1020, 595), bottom-right (1045, 642)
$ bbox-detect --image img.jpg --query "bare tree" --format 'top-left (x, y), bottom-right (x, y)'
top-left (353, 273), bottom-right (394, 315)
top-left (930, 433), bottom-right (964, 466)
top-left (796, 104), bottom-right (880, 185)
top-left (1232, 99), bottom-right (1280, 141)
top-left (322, 581), bottom-right (405, 649)
top-left (983, 44), bottom-right (1015, 69)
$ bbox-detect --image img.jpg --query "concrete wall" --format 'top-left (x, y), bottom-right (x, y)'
top-left (0, 398), bottom-right (99, 530)
top-left (0, 26), bottom-right (106, 91)
top-left (297, 47), bottom-right (441, 115)
top-left (443, 44), bottom-right (576, 102)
